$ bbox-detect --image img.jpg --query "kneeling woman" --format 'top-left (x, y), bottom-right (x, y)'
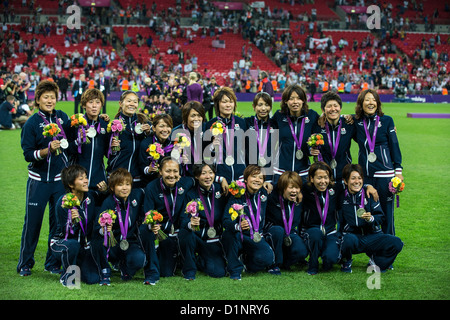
top-left (178, 163), bottom-right (227, 280)
top-left (301, 162), bottom-right (340, 275)
top-left (265, 171), bottom-right (308, 274)
top-left (91, 168), bottom-right (146, 285)
top-left (52, 164), bottom-right (107, 286)
top-left (141, 157), bottom-right (195, 283)
top-left (339, 164), bottom-right (403, 273)
top-left (222, 165), bottom-right (275, 280)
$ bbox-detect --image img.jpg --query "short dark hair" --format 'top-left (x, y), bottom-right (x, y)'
top-left (61, 164), bottom-right (88, 193)
top-left (193, 163), bottom-right (216, 178)
top-left (212, 87), bottom-right (237, 116)
top-left (342, 163), bottom-right (364, 183)
top-left (243, 164), bottom-right (265, 183)
top-left (181, 100), bottom-right (206, 124)
top-left (320, 91), bottom-right (342, 111)
top-left (277, 171), bottom-right (302, 194)
top-left (35, 80), bottom-right (59, 107)
top-left (153, 113), bottom-right (173, 129)
top-left (108, 168), bottom-right (133, 194)
top-left (81, 88), bottom-right (105, 108)
top-left (159, 156), bottom-right (179, 172)
top-left (307, 161), bottom-right (335, 187)
top-left (252, 92), bottom-right (273, 109)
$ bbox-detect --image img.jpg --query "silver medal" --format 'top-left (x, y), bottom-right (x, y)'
top-left (258, 157), bottom-right (266, 167)
top-left (87, 127), bottom-right (97, 138)
top-left (320, 225), bottom-right (326, 236)
top-left (225, 155), bottom-right (235, 166)
top-left (171, 224), bottom-right (175, 235)
top-left (356, 208), bottom-right (366, 218)
top-left (207, 227), bottom-right (216, 238)
top-left (253, 231), bottom-right (262, 243)
top-left (368, 152), bottom-right (377, 163)
top-left (59, 138), bottom-right (69, 149)
top-left (283, 235), bottom-right (292, 247)
top-left (135, 123), bottom-right (143, 134)
top-left (296, 149), bottom-right (303, 160)
top-left (120, 239), bottom-right (129, 251)
top-left (330, 159), bottom-right (337, 169)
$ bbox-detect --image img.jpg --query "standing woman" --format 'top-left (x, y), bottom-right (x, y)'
top-left (106, 90), bottom-right (151, 188)
top-left (301, 162), bottom-right (341, 275)
top-left (265, 171), bottom-right (308, 273)
top-left (354, 89), bottom-right (403, 236)
top-left (272, 84), bottom-right (319, 184)
top-left (18, 80), bottom-right (71, 276)
top-left (138, 114), bottom-right (175, 186)
top-left (205, 87), bottom-right (247, 185)
top-left (141, 157), bottom-right (195, 280)
top-left (178, 163), bottom-right (227, 280)
top-left (171, 101), bottom-right (206, 178)
top-left (222, 165), bottom-right (275, 280)
top-left (186, 72), bottom-right (203, 103)
top-left (69, 88), bottom-right (110, 192)
top-left (244, 92), bottom-right (278, 183)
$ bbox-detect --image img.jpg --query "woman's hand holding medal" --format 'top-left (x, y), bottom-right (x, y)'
top-left (360, 211), bottom-right (373, 222)
top-left (49, 139), bottom-right (61, 154)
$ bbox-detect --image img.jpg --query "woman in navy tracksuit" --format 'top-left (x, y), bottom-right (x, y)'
top-left (18, 80), bottom-right (70, 276)
top-left (178, 163), bottom-right (227, 280)
top-left (354, 89), bottom-right (403, 236)
top-left (138, 113), bottom-right (175, 186)
top-left (171, 101), bottom-right (207, 178)
top-left (222, 165), bottom-right (275, 280)
top-left (311, 92), bottom-right (356, 192)
top-left (301, 162), bottom-right (341, 275)
top-left (339, 164), bottom-right (403, 273)
top-left (91, 168), bottom-right (146, 285)
top-left (140, 157), bottom-right (195, 281)
top-left (265, 171), bottom-right (308, 273)
top-left (106, 91), bottom-right (151, 188)
top-left (271, 84), bottom-right (319, 184)
top-left (205, 87), bottom-right (247, 185)
top-left (69, 88), bottom-right (110, 191)
top-left (51, 165), bottom-right (105, 286)
top-left (244, 92), bottom-right (278, 183)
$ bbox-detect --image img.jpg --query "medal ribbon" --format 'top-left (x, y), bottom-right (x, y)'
top-left (222, 116), bottom-right (235, 161)
top-left (197, 185), bottom-right (215, 229)
top-left (254, 117), bottom-right (270, 160)
top-left (286, 116), bottom-right (306, 153)
top-left (239, 214), bottom-right (254, 242)
top-left (279, 195), bottom-right (295, 235)
top-left (113, 196), bottom-right (130, 241)
top-left (363, 115), bottom-right (379, 154)
top-left (160, 179), bottom-right (177, 228)
top-left (325, 120), bottom-right (342, 161)
top-left (245, 192), bottom-right (261, 234)
top-left (314, 190), bottom-right (329, 229)
top-left (39, 111), bottom-right (68, 140)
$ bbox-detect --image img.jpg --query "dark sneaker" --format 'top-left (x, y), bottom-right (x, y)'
top-left (268, 267), bottom-right (281, 275)
top-left (45, 267), bottom-right (62, 275)
top-left (19, 266), bottom-right (32, 276)
top-left (341, 259), bottom-right (353, 273)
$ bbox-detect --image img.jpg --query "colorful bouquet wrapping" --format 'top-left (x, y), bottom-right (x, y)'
top-left (174, 132), bottom-right (191, 149)
top-left (61, 193), bottom-right (81, 240)
top-left (143, 210), bottom-right (167, 241)
top-left (42, 123), bottom-right (62, 155)
top-left (210, 120), bottom-right (226, 136)
top-left (389, 177), bottom-right (405, 208)
top-left (185, 199), bottom-right (204, 231)
top-left (71, 113), bottom-right (90, 152)
top-left (107, 119), bottom-right (126, 155)
top-left (98, 209), bottom-right (118, 247)
top-left (307, 133), bottom-right (325, 162)
top-left (228, 180), bottom-right (246, 198)
top-left (146, 142), bottom-right (165, 168)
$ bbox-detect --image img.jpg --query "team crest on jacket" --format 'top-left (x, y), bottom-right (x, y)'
top-left (101, 128), bottom-right (106, 134)
top-left (329, 188), bottom-right (335, 196)
top-left (260, 194), bottom-right (267, 202)
top-left (132, 199), bottom-right (137, 207)
top-left (178, 187), bottom-right (184, 194)
top-left (304, 117), bottom-right (309, 123)
top-left (341, 127), bottom-right (346, 135)
top-left (215, 191), bottom-right (221, 199)
top-left (85, 197), bottom-right (91, 205)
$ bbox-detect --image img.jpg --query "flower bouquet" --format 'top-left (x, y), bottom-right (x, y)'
top-left (228, 180), bottom-right (246, 198)
top-left (174, 132), bottom-right (191, 149)
top-left (185, 199), bottom-right (204, 231)
top-left (143, 210), bottom-right (167, 241)
top-left (42, 123), bottom-right (62, 155)
top-left (228, 203), bottom-right (245, 221)
top-left (61, 193), bottom-right (81, 239)
top-left (146, 142), bottom-right (165, 168)
top-left (107, 119), bottom-right (126, 153)
top-left (210, 120), bottom-right (226, 136)
top-left (71, 113), bottom-right (90, 151)
top-left (98, 209), bottom-right (118, 248)
top-left (307, 133), bottom-right (325, 162)
top-left (389, 177), bottom-right (405, 208)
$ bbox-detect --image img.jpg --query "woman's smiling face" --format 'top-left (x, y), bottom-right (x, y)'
top-left (120, 92), bottom-right (139, 117)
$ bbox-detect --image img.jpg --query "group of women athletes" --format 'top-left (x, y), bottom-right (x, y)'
top-left (16, 79), bottom-right (404, 286)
